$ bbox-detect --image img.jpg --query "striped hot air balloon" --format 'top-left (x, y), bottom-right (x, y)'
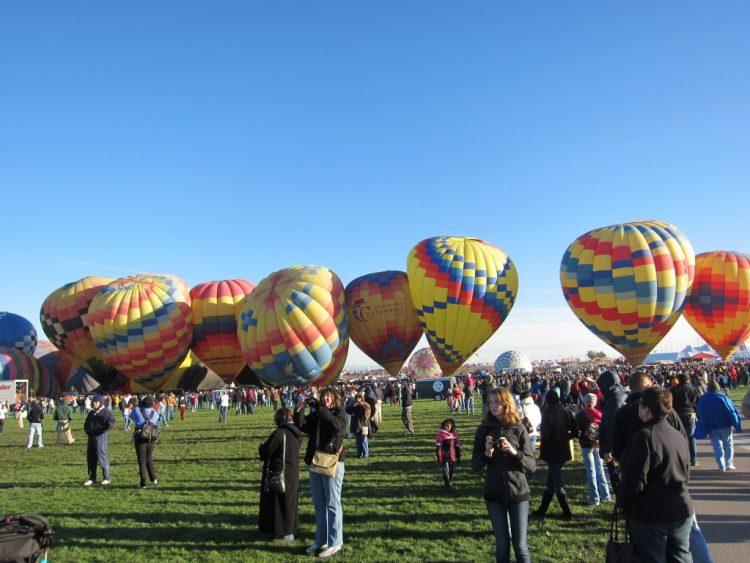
top-left (345, 271), bottom-right (422, 376)
top-left (0, 346), bottom-right (58, 397)
top-left (237, 265), bottom-right (349, 386)
top-left (190, 279), bottom-right (256, 382)
top-left (684, 251), bottom-right (750, 360)
top-left (560, 220), bottom-right (695, 365)
top-left (407, 236), bottom-right (518, 376)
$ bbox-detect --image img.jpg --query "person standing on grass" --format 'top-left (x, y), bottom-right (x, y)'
top-left (472, 387), bottom-right (535, 563)
top-left (26, 397), bottom-right (44, 449)
top-left (346, 392), bottom-right (371, 459)
top-left (219, 391), bottom-right (229, 423)
top-left (179, 394), bottom-right (187, 420)
top-left (0, 401), bottom-right (7, 434)
top-left (435, 418), bottom-right (461, 490)
top-left (14, 400), bottom-right (26, 428)
top-left (83, 394), bottom-right (115, 487)
top-left (54, 396), bottom-right (75, 445)
top-left (695, 378), bottom-right (742, 472)
top-left (574, 393), bottom-right (610, 506)
top-left (401, 381), bottom-right (415, 435)
top-left (130, 396), bottom-right (159, 488)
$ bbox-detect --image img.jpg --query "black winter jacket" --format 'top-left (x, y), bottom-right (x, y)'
top-left (294, 403), bottom-right (347, 465)
top-left (598, 371), bottom-right (628, 455)
top-left (540, 406), bottom-right (577, 463)
top-left (27, 404), bottom-right (44, 424)
top-left (670, 384), bottom-right (701, 416)
top-left (83, 407), bottom-right (115, 438)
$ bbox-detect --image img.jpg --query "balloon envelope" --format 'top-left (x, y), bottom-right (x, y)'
top-left (0, 346), bottom-right (58, 397)
top-left (190, 279), bottom-right (256, 382)
top-left (237, 265), bottom-right (349, 386)
top-left (0, 312), bottom-right (37, 355)
top-left (407, 347), bottom-right (442, 378)
top-left (684, 251), bottom-right (750, 361)
top-left (407, 236), bottom-right (518, 376)
top-left (560, 220), bottom-right (695, 365)
top-left (345, 271), bottom-right (422, 376)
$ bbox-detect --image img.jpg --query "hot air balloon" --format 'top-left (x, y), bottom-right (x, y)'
top-left (0, 312), bottom-right (37, 355)
top-left (407, 347), bottom-right (442, 378)
top-left (39, 276), bottom-right (119, 385)
top-left (560, 220), bottom-right (695, 365)
top-left (407, 236), bottom-right (518, 376)
top-left (345, 271), bottom-right (422, 376)
top-left (237, 265), bottom-right (349, 386)
top-left (87, 274), bottom-right (193, 390)
top-left (158, 350), bottom-right (226, 391)
top-left (0, 346), bottom-right (58, 396)
top-left (190, 279), bottom-right (256, 382)
top-left (493, 350), bottom-right (532, 374)
top-left (684, 251), bottom-right (750, 360)
top-left (34, 345), bottom-right (74, 387)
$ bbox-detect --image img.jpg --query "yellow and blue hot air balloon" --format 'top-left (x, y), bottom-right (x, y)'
top-left (560, 220), bottom-right (695, 365)
top-left (345, 271), bottom-right (422, 377)
top-left (684, 251), bottom-right (750, 361)
top-left (237, 265), bottom-right (349, 386)
top-left (406, 236), bottom-right (518, 376)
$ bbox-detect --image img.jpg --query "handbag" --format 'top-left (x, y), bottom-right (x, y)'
top-left (310, 423), bottom-right (340, 478)
top-left (605, 506), bottom-right (641, 562)
top-left (263, 432), bottom-right (286, 494)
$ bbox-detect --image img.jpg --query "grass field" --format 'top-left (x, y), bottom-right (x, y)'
top-left (3, 390), bottom-right (745, 562)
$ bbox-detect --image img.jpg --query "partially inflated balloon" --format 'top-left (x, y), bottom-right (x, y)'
top-left (158, 350), bottom-right (225, 391)
top-left (237, 265), bottom-right (349, 386)
top-left (684, 251), bottom-right (750, 360)
top-left (0, 312), bottom-right (37, 355)
top-left (560, 220), bottom-right (695, 365)
top-left (407, 347), bottom-right (442, 378)
top-left (0, 346), bottom-right (58, 396)
top-left (407, 236), bottom-right (518, 375)
top-left (88, 274), bottom-right (193, 389)
top-left (345, 271), bottom-right (422, 376)
top-left (191, 279), bottom-right (256, 382)
top-left (35, 347), bottom-right (74, 387)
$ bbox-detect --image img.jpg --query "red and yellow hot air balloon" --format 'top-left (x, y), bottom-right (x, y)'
top-left (407, 236), bottom-right (518, 376)
top-left (88, 274), bottom-right (193, 391)
top-left (190, 279), bottom-right (255, 382)
top-left (684, 251), bottom-right (750, 360)
top-left (345, 271), bottom-right (422, 376)
top-left (560, 220), bottom-right (695, 365)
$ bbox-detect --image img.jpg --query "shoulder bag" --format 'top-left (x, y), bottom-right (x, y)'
top-left (310, 422), bottom-right (340, 478)
top-left (605, 505), bottom-right (641, 562)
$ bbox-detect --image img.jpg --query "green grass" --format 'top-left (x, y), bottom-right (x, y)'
top-left (2, 399), bottom-right (617, 562)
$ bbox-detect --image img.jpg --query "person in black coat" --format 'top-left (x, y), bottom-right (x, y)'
top-left (82, 395), bottom-right (115, 486)
top-left (534, 390), bottom-right (577, 519)
top-left (670, 373), bottom-right (701, 466)
top-left (618, 386), bottom-right (693, 562)
top-left (259, 408), bottom-right (302, 542)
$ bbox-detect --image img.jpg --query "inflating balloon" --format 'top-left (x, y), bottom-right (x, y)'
top-left (345, 271), bottom-right (422, 376)
top-left (684, 251), bottom-right (750, 360)
top-left (88, 274), bottom-right (193, 389)
top-left (560, 220), bottom-right (695, 365)
top-left (159, 350), bottom-right (225, 391)
top-left (494, 350), bottom-right (532, 374)
top-left (237, 265), bottom-right (349, 386)
top-left (191, 279), bottom-right (256, 382)
top-left (407, 236), bottom-right (518, 375)
top-left (407, 347), bottom-right (442, 378)
top-left (35, 347), bottom-right (74, 387)
top-left (0, 346), bottom-right (58, 396)
top-left (0, 312), bottom-right (37, 355)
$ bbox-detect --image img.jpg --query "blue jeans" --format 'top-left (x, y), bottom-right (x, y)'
top-left (486, 500), bottom-right (531, 563)
top-left (581, 447), bottom-right (610, 504)
top-left (678, 413), bottom-right (697, 465)
top-left (708, 427), bottom-right (733, 470)
top-left (689, 514), bottom-right (714, 563)
top-left (219, 406), bottom-right (228, 422)
top-left (528, 435), bottom-right (538, 456)
top-left (166, 407), bottom-right (174, 421)
top-left (629, 516), bottom-right (692, 563)
top-left (355, 434), bottom-right (369, 458)
top-left (544, 461), bottom-right (565, 495)
top-left (27, 423), bottom-right (43, 447)
top-left (466, 397), bottom-right (475, 414)
top-left (309, 462), bottom-right (345, 548)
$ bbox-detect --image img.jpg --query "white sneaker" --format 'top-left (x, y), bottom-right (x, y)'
top-left (318, 545), bottom-right (342, 559)
top-left (101, 479), bottom-right (110, 486)
top-left (306, 543), bottom-right (327, 555)
top-left (83, 480), bottom-right (94, 487)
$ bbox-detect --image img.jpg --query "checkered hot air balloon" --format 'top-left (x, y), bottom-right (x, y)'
top-left (406, 236), bottom-right (518, 376)
top-left (684, 251), bottom-right (750, 361)
top-left (560, 220), bottom-right (695, 365)
top-left (345, 271), bottom-right (422, 377)
top-left (87, 274), bottom-right (193, 391)
top-left (39, 276), bottom-right (118, 383)
top-left (0, 346), bottom-right (59, 397)
top-left (407, 347), bottom-right (442, 378)
top-left (0, 312), bottom-right (37, 356)
top-left (190, 279), bottom-right (256, 382)
top-left (237, 265), bottom-right (349, 386)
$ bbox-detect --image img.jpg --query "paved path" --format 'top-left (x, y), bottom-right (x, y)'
top-left (690, 411), bottom-right (750, 562)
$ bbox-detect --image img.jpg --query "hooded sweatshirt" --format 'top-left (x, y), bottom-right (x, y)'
top-left (597, 371), bottom-right (628, 455)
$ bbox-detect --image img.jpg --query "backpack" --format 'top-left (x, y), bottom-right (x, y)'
top-left (0, 514), bottom-right (53, 563)
top-left (134, 409), bottom-right (160, 443)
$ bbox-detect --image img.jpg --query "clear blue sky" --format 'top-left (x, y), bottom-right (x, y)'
top-left (1, 2), bottom-right (749, 364)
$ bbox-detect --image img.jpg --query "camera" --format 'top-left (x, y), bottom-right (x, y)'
top-left (492, 437), bottom-right (502, 448)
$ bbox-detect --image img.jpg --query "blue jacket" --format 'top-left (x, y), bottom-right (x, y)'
top-left (695, 392), bottom-right (742, 439)
top-left (129, 407), bottom-right (159, 429)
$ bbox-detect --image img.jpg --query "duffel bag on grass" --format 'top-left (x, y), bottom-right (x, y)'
top-left (0, 514), bottom-right (53, 563)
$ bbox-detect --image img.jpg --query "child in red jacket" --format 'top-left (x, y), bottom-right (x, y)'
top-left (435, 418), bottom-right (461, 490)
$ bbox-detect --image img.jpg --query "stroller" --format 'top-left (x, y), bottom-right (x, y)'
top-left (0, 515), bottom-right (53, 563)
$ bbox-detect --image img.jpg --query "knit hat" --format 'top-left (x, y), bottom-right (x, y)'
top-left (92, 394), bottom-right (103, 404)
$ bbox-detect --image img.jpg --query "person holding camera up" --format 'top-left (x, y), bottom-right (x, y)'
top-left (472, 387), bottom-right (536, 563)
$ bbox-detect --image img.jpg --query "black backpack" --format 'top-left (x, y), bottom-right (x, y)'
top-left (134, 409), bottom-right (160, 443)
top-left (0, 514), bottom-right (53, 563)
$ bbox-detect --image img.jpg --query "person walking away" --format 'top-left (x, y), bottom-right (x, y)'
top-left (83, 395), bottom-right (115, 486)
top-left (346, 392), bottom-right (371, 458)
top-left (574, 394), bottom-right (610, 505)
top-left (695, 379), bottom-right (743, 471)
top-left (130, 396), bottom-right (160, 488)
top-left (166, 393), bottom-right (176, 422)
top-left (401, 382), bottom-right (415, 435)
top-left (533, 390), bottom-right (577, 519)
top-left (435, 418), bottom-right (461, 490)
top-left (54, 396), bottom-right (75, 445)
top-left (618, 387), bottom-right (693, 562)
top-left (671, 373), bottom-right (702, 466)
top-left (259, 408), bottom-right (302, 542)
top-left (26, 397), bottom-right (44, 449)
top-left (472, 388), bottom-right (535, 563)
top-left (0, 401), bottom-right (7, 434)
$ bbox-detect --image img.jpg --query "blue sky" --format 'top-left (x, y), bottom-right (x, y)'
top-left (1, 2), bottom-right (749, 365)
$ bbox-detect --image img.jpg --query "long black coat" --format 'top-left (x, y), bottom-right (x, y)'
top-left (539, 406), bottom-right (577, 464)
top-left (258, 422), bottom-right (302, 537)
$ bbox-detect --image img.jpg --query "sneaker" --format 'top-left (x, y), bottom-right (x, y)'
top-left (306, 543), bottom-right (327, 555)
top-left (726, 465), bottom-right (736, 471)
top-left (691, 461), bottom-right (699, 467)
top-left (101, 479), bottom-right (110, 486)
top-left (83, 480), bottom-right (94, 487)
top-left (319, 545), bottom-right (342, 559)
top-left (151, 480), bottom-right (158, 486)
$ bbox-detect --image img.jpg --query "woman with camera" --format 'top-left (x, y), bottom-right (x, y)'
top-left (258, 407), bottom-right (302, 542)
top-left (472, 387), bottom-right (536, 563)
